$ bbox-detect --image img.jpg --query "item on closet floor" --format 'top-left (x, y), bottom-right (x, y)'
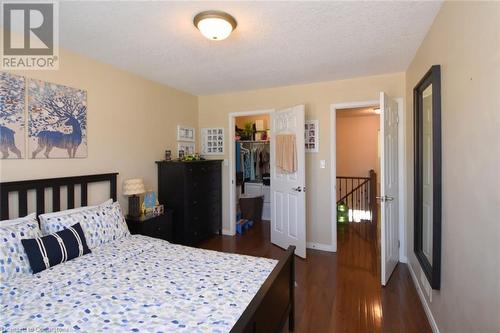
top-left (236, 219), bottom-right (254, 234)
top-left (126, 210), bottom-right (174, 242)
top-left (156, 160), bottom-right (222, 245)
top-left (239, 194), bottom-right (264, 223)
top-left (276, 134), bottom-right (297, 173)
top-left (123, 178), bottom-right (146, 217)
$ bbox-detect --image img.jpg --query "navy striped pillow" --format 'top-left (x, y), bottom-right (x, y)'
top-left (21, 222), bottom-right (91, 274)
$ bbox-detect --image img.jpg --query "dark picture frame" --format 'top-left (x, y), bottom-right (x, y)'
top-left (413, 65), bottom-right (442, 290)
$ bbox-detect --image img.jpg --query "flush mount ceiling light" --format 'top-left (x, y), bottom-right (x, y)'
top-left (193, 10), bottom-right (237, 41)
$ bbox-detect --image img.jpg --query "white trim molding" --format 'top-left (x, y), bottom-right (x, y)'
top-left (306, 242), bottom-right (335, 252)
top-left (408, 263), bottom-right (440, 333)
top-left (329, 97), bottom-right (407, 260)
top-left (222, 228), bottom-right (232, 236)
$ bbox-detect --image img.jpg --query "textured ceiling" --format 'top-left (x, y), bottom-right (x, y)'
top-left (59, 1), bottom-right (442, 95)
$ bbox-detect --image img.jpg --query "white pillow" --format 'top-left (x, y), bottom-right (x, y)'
top-left (0, 213), bottom-right (41, 279)
top-left (1, 213), bottom-right (37, 226)
top-left (39, 200), bottom-right (129, 249)
top-left (39, 198), bottom-right (113, 221)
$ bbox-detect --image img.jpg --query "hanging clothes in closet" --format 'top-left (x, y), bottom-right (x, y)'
top-left (238, 141), bottom-right (270, 182)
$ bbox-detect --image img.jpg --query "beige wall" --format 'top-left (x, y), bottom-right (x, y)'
top-left (336, 114), bottom-right (379, 178)
top-left (199, 72), bottom-right (404, 245)
top-left (405, 2), bottom-right (500, 332)
top-left (0, 47), bottom-right (198, 214)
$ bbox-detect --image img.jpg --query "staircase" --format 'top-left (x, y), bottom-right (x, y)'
top-left (336, 170), bottom-right (377, 223)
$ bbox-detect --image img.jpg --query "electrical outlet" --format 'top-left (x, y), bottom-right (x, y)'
top-left (320, 160), bottom-right (326, 169)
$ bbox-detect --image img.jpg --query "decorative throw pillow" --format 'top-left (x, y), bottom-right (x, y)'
top-left (0, 213), bottom-right (42, 279)
top-left (21, 223), bottom-right (90, 274)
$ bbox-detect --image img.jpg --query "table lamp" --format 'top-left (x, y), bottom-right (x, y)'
top-left (123, 178), bottom-right (145, 217)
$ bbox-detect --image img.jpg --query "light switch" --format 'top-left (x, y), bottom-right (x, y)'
top-left (320, 160), bottom-right (326, 169)
top-left (223, 159), bottom-right (229, 167)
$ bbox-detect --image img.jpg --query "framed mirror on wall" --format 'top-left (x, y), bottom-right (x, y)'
top-left (414, 65), bottom-right (442, 290)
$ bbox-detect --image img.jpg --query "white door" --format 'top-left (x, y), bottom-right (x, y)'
top-left (380, 92), bottom-right (399, 285)
top-left (270, 105), bottom-right (307, 258)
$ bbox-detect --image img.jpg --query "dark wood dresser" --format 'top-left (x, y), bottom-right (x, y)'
top-left (156, 160), bottom-right (222, 245)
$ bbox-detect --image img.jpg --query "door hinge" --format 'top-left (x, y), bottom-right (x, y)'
top-left (398, 240), bottom-right (400, 248)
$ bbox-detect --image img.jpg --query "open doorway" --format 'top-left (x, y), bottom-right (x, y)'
top-left (228, 106), bottom-right (307, 258)
top-left (233, 113), bottom-right (271, 239)
top-left (335, 105), bottom-right (382, 276)
top-left (331, 94), bottom-right (403, 286)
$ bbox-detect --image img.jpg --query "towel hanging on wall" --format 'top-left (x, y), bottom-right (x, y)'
top-left (276, 134), bottom-right (297, 173)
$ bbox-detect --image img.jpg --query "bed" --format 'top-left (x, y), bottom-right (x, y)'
top-left (0, 173), bottom-right (295, 333)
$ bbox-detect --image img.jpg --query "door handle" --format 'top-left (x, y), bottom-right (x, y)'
top-left (292, 186), bottom-right (302, 192)
top-left (376, 195), bottom-right (395, 202)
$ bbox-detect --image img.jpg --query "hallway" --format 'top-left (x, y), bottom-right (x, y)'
top-left (199, 221), bottom-right (431, 333)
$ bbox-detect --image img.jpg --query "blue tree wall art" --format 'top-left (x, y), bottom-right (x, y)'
top-left (0, 72), bottom-right (25, 159)
top-left (28, 79), bottom-right (87, 159)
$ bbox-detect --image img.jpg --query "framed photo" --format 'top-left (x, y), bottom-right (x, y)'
top-left (153, 204), bottom-right (164, 216)
top-left (177, 125), bottom-right (195, 142)
top-left (305, 120), bottom-right (319, 153)
top-left (142, 191), bottom-right (158, 214)
top-left (202, 127), bottom-right (224, 155)
top-left (177, 142), bottom-right (195, 157)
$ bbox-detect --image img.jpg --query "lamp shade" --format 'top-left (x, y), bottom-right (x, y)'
top-left (123, 178), bottom-right (145, 196)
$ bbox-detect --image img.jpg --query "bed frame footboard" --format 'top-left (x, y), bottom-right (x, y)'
top-left (231, 245), bottom-right (296, 333)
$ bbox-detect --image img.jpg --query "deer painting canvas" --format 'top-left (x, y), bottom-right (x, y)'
top-left (28, 80), bottom-right (87, 159)
top-left (0, 72), bottom-right (25, 159)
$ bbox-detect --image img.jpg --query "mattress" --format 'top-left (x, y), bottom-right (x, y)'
top-left (1, 235), bottom-right (277, 332)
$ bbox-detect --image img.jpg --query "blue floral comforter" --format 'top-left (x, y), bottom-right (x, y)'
top-left (1, 235), bottom-right (277, 332)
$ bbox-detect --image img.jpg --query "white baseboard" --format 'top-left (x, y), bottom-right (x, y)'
top-left (222, 228), bottom-right (234, 236)
top-left (408, 263), bottom-right (440, 333)
top-left (306, 242), bottom-right (335, 252)
top-left (399, 255), bottom-right (408, 263)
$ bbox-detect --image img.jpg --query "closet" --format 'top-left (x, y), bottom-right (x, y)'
top-left (235, 115), bottom-right (271, 222)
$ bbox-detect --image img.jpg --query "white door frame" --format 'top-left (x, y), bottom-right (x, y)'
top-left (329, 99), bottom-right (406, 261)
top-left (227, 109), bottom-right (274, 236)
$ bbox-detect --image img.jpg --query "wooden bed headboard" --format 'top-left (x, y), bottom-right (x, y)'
top-left (0, 173), bottom-right (118, 220)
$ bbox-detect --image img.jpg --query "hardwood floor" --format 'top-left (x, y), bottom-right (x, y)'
top-left (198, 221), bottom-right (432, 333)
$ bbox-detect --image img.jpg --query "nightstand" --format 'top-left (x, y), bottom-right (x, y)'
top-left (126, 209), bottom-right (173, 242)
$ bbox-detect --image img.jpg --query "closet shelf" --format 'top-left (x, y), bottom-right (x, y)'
top-left (237, 140), bottom-right (270, 143)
